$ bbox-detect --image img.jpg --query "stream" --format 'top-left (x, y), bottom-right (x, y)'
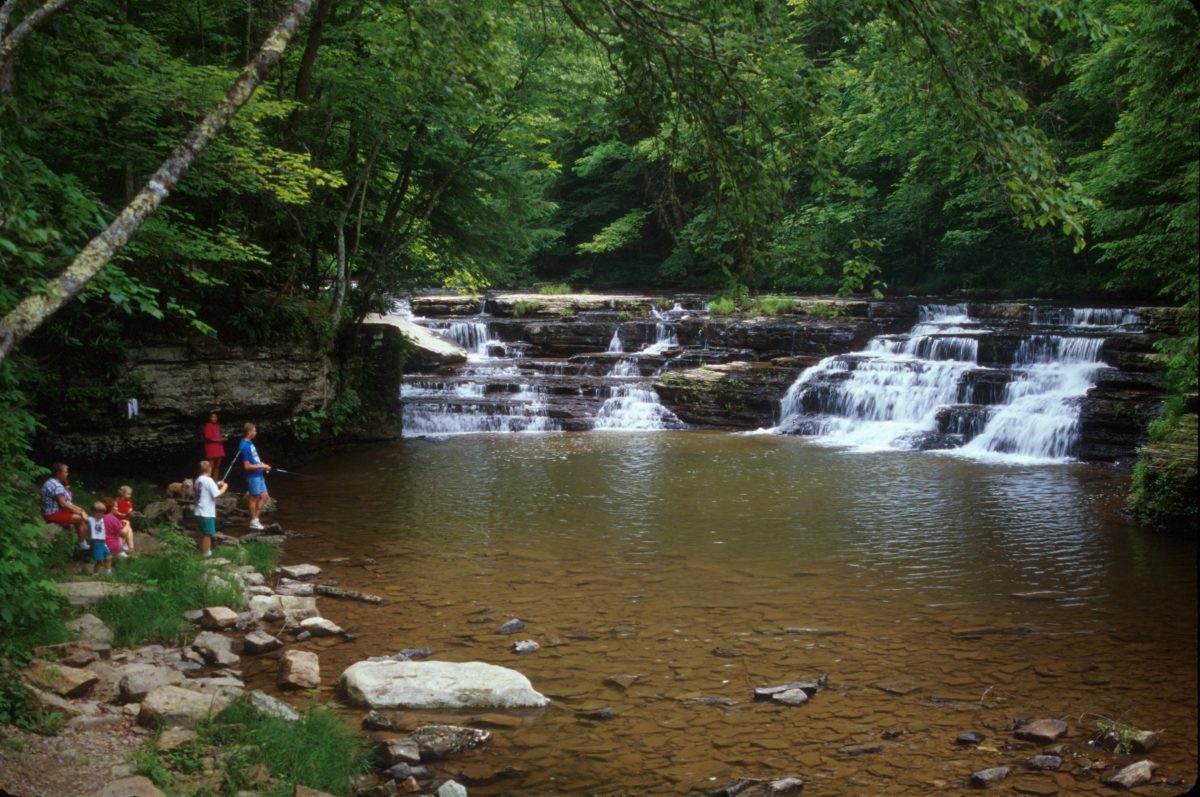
top-left (259, 432), bottom-right (1198, 795)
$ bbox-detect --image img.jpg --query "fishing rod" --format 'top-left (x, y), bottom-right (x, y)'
top-left (220, 448), bottom-right (242, 483)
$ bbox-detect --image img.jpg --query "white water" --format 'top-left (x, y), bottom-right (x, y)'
top-left (591, 307), bottom-right (687, 431)
top-left (776, 304), bottom-right (1107, 462)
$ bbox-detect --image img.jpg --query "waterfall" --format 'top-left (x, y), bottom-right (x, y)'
top-left (643, 307), bottom-right (680, 354)
top-left (776, 304), bottom-right (1107, 461)
top-left (593, 308), bottom-right (686, 431)
top-left (608, 327), bottom-right (624, 353)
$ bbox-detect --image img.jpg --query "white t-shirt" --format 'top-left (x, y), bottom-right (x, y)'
top-left (88, 517), bottom-right (107, 540)
top-left (194, 475), bottom-right (221, 518)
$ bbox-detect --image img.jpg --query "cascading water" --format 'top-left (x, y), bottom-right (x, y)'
top-left (594, 310), bottom-right (685, 431)
top-left (775, 304), bottom-right (1110, 462)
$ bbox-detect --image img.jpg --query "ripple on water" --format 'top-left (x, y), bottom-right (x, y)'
top-left (264, 432), bottom-right (1198, 795)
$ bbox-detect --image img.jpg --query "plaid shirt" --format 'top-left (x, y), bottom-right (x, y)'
top-left (41, 478), bottom-right (69, 516)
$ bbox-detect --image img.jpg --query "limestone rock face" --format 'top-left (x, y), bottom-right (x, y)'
top-left (362, 314), bottom-right (467, 364)
top-left (39, 339), bottom-right (332, 465)
top-left (138, 685), bottom-right (232, 728)
top-left (339, 660), bottom-right (550, 709)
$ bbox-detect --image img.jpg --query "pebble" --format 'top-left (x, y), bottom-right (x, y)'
top-left (1027, 754), bottom-right (1062, 771)
top-left (957, 732), bottom-right (986, 746)
top-left (512, 640), bottom-right (540, 654)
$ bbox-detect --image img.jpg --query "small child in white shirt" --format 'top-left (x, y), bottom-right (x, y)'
top-left (194, 460), bottom-right (228, 557)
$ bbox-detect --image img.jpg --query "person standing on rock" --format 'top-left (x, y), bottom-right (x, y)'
top-left (239, 422), bottom-right (271, 530)
top-left (203, 411), bottom-right (226, 479)
top-left (194, 459), bottom-right (228, 557)
top-left (41, 462), bottom-right (89, 551)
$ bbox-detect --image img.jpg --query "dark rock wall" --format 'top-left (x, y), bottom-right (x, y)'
top-left (36, 339), bottom-right (332, 473)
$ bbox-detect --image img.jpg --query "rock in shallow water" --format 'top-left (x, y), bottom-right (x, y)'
top-left (497, 618), bottom-right (525, 635)
top-left (969, 766), bottom-right (1010, 788)
top-left (1014, 718), bottom-right (1068, 744)
top-left (1104, 760), bottom-right (1157, 790)
top-left (339, 660), bottom-right (549, 709)
top-left (408, 724), bottom-right (491, 760)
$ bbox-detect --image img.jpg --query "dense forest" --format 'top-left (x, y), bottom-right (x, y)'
top-left (1, 2), bottom-right (1197, 650)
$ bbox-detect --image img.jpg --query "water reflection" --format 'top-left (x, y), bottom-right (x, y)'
top-left (267, 433), bottom-right (1197, 795)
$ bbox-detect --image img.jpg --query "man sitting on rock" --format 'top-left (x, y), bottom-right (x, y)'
top-left (41, 462), bottom-right (88, 551)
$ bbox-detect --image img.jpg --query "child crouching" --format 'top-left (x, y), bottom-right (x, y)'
top-left (194, 460), bottom-right (228, 557)
top-left (87, 501), bottom-right (113, 575)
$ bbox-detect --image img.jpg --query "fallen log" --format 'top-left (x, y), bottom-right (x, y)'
top-left (315, 584), bottom-right (385, 604)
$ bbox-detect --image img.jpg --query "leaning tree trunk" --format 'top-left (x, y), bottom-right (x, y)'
top-left (0, 0), bottom-right (315, 365)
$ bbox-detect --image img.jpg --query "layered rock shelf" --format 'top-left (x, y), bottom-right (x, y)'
top-left (399, 294), bottom-right (1182, 463)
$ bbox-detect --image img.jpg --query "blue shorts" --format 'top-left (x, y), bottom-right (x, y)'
top-left (199, 516), bottom-right (216, 536)
top-left (246, 473), bottom-right (267, 496)
top-left (90, 540), bottom-right (110, 561)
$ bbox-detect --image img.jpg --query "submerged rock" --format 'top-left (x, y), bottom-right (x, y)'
top-left (339, 660), bottom-right (549, 709)
top-left (408, 724), bottom-right (491, 760)
top-left (512, 640), bottom-right (540, 654)
top-left (957, 732), bottom-right (985, 746)
top-left (969, 767), bottom-right (1010, 788)
top-left (1014, 718), bottom-right (1068, 744)
top-left (1027, 754), bottom-right (1062, 771)
top-left (1104, 760), bottom-right (1157, 790)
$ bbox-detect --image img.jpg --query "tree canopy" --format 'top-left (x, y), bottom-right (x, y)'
top-left (0, 0), bottom-right (1196, 378)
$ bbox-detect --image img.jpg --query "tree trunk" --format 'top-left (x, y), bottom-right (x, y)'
top-left (0, 0), bottom-right (79, 93)
top-left (294, 0), bottom-right (334, 103)
top-left (0, 0), bottom-right (316, 365)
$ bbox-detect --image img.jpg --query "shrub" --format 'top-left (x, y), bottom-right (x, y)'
top-left (706, 296), bottom-right (738, 315)
top-left (510, 300), bottom-right (541, 318)
top-left (538, 283), bottom-right (572, 295)
top-left (749, 295), bottom-right (795, 315)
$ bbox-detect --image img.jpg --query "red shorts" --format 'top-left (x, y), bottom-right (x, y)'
top-left (44, 510), bottom-right (77, 526)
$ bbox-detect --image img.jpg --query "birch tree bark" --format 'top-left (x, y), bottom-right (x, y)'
top-left (0, 0), bottom-right (78, 92)
top-left (0, 0), bottom-right (315, 364)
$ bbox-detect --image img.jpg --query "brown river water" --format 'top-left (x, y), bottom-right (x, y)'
top-left (254, 432), bottom-right (1197, 796)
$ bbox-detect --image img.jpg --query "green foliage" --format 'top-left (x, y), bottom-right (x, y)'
top-left (538, 283), bottom-right (573, 295)
top-left (93, 532), bottom-right (243, 646)
top-left (0, 363), bottom-right (68, 659)
top-left (226, 540), bottom-right (279, 580)
top-left (748, 296), bottom-right (796, 316)
top-left (510, 300), bottom-right (541, 318)
top-left (202, 698), bottom-right (372, 796)
top-left (0, 662), bottom-right (64, 733)
top-left (707, 297), bottom-right (738, 316)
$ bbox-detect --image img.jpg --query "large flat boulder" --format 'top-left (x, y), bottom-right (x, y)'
top-left (56, 581), bottom-right (141, 608)
top-left (138, 685), bottom-right (233, 728)
top-left (339, 660), bottom-right (549, 710)
top-left (361, 314), bottom-right (467, 364)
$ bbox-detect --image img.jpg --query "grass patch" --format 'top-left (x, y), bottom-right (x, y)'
top-left (226, 539), bottom-right (279, 576)
top-left (706, 296), bottom-right (738, 315)
top-left (538, 282), bottom-right (572, 295)
top-left (94, 532), bottom-right (243, 646)
top-left (132, 697), bottom-right (373, 796)
top-left (748, 295), bottom-right (795, 315)
top-left (510, 300), bottom-right (541, 318)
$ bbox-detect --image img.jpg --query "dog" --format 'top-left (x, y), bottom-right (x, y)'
top-left (166, 478), bottom-right (195, 500)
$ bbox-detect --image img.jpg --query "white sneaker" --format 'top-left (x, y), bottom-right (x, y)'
top-left (79, 541), bottom-right (90, 551)
top-left (118, 551), bottom-right (130, 559)
top-left (248, 519), bottom-right (265, 530)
